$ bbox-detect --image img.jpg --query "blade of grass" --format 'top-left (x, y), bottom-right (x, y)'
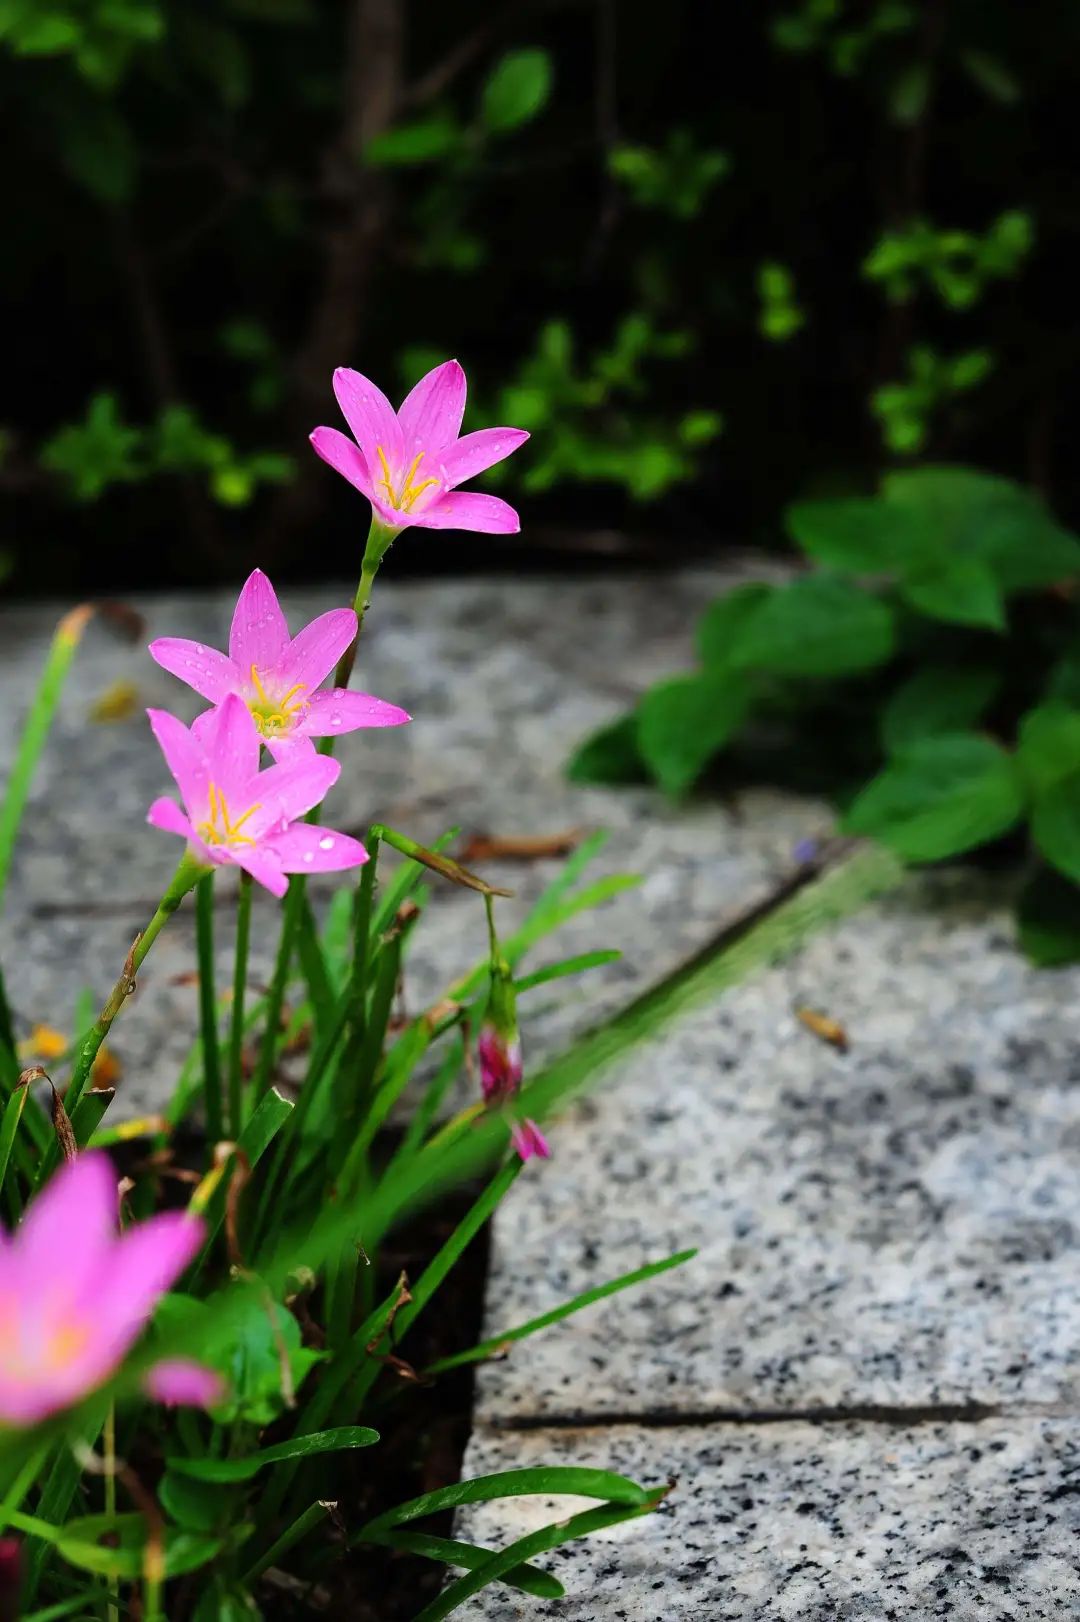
top-left (424, 1247), bottom-right (698, 1375)
top-left (195, 873), bottom-right (223, 1142)
top-left (356, 1528), bottom-right (564, 1599)
top-left (240, 1500), bottom-right (332, 1585)
top-left (514, 948), bottom-right (622, 994)
top-left (411, 1496), bottom-right (666, 1622)
top-left (227, 871), bottom-right (253, 1137)
top-left (358, 1466), bottom-right (654, 1536)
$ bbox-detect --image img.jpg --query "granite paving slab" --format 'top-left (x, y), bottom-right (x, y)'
top-left (470, 869), bottom-right (1080, 1421)
top-left (454, 1418), bottom-right (1080, 1620)
top-left (0, 575), bottom-right (828, 1112)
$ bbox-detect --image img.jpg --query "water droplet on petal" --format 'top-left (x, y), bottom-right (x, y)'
top-left (303, 851), bottom-right (314, 863)
top-left (329, 712), bottom-right (342, 728)
top-left (319, 835), bottom-right (334, 851)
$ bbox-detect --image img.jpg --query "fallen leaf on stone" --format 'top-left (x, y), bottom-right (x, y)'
top-left (89, 678), bottom-right (139, 723)
top-left (794, 1005), bottom-right (849, 1051)
top-left (458, 828), bottom-right (585, 862)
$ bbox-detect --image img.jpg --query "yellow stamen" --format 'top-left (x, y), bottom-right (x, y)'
top-left (374, 444), bottom-right (440, 514)
top-left (247, 665), bottom-right (308, 737)
top-left (196, 781), bottom-right (261, 849)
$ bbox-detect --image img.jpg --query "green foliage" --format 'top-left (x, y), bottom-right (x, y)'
top-left (864, 212), bottom-right (1034, 309)
top-left (872, 345), bottom-right (994, 455)
top-left (40, 394), bottom-right (293, 506)
top-left (480, 48), bottom-right (552, 133)
top-left (571, 462), bottom-right (1080, 960)
top-left (757, 262), bottom-right (804, 341)
top-left (0, 0), bottom-right (163, 88)
top-left (609, 128), bottom-right (728, 218)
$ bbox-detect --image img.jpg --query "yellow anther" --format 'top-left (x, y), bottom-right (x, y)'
top-left (248, 666), bottom-right (307, 737)
top-left (196, 781), bottom-right (261, 849)
top-left (375, 444), bottom-right (440, 513)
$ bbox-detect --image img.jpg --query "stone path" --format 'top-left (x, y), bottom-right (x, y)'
top-left (2, 576), bottom-right (1078, 1617)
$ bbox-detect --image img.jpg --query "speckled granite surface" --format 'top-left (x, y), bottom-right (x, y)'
top-left (455, 1419), bottom-right (1080, 1620)
top-left (0, 574), bottom-right (826, 1112)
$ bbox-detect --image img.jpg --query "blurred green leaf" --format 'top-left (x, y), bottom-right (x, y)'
top-left (884, 467), bottom-right (1080, 590)
top-left (365, 113), bottom-right (462, 166)
top-left (786, 498), bottom-right (926, 573)
top-left (1015, 704), bottom-right (1080, 797)
top-left (844, 733), bottom-right (1024, 860)
top-left (730, 576), bottom-right (896, 677)
top-left (901, 557), bottom-right (1005, 630)
top-left (637, 670), bottom-right (750, 796)
top-left (480, 49), bottom-right (552, 133)
top-left (881, 666), bottom-right (1000, 753)
top-left (1031, 773), bottom-right (1080, 883)
top-left (696, 583), bottom-right (774, 666)
top-left (1017, 868), bottom-right (1080, 966)
top-left (566, 713), bottom-right (645, 786)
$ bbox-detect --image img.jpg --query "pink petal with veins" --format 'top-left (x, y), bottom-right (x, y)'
top-left (333, 368), bottom-right (404, 469)
top-left (300, 690), bottom-right (410, 735)
top-left (308, 426), bottom-right (375, 499)
top-left (436, 427), bottom-right (529, 490)
top-left (229, 569), bottom-right (290, 671)
top-left (148, 639), bottom-right (240, 705)
top-left (410, 491), bottom-right (521, 534)
top-left (282, 608), bottom-right (358, 691)
top-left (398, 359), bottom-right (466, 453)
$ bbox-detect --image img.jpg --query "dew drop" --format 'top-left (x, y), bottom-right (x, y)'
top-left (318, 835), bottom-right (335, 851)
top-left (329, 712), bottom-right (342, 728)
top-left (303, 851), bottom-right (314, 864)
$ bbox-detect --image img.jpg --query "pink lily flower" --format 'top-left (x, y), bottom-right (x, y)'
top-left (149, 569), bottom-right (410, 758)
top-left (147, 692), bottom-right (368, 898)
top-left (0, 1153), bottom-right (206, 1426)
top-left (310, 359), bottom-right (528, 534)
top-left (478, 1025), bottom-right (551, 1165)
top-left (143, 1358), bottom-right (224, 1408)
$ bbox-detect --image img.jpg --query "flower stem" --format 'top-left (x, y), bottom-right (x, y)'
top-left (49, 853), bottom-right (203, 1172)
top-left (195, 874), bottom-right (223, 1144)
top-left (251, 878), bottom-right (301, 1103)
top-left (332, 515), bottom-right (397, 692)
top-left (228, 871), bottom-right (254, 1137)
top-left (104, 1404), bottom-right (119, 1622)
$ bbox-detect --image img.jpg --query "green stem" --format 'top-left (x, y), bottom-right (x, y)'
top-left (0, 1444), bottom-right (49, 1536)
top-left (332, 514), bottom-right (397, 693)
top-left (104, 1405), bottom-right (119, 1622)
top-left (251, 878), bottom-right (302, 1102)
top-left (228, 872), bottom-right (254, 1138)
top-left (195, 874), bottom-right (223, 1143)
top-left (41, 854), bottom-right (203, 1183)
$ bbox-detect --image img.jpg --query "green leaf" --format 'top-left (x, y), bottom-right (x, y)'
top-left (901, 557), bottom-right (1006, 629)
top-left (480, 48), bottom-right (552, 132)
top-left (883, 467), bottom-right (1080, 591)
top-left (729, 576), bottom-right (896, 677)
top-left (1016, 868), bottom-right (1080, 966)
top-left (514, 949), bottom-right (622, 993)
top-left (358, 1529), bottom-right (564, 1599)
top-left (881, 666), bottom-right (1001, 753)
top-left (410, 1497), bottom-right (666, 1621)
top-left (1016, 705), bottom-right (1080, 797)
top-left (425, 1248), bottom-right (697, 1374)
top-left (566, 713), bottom-right (645, 785)
top-left (192, 1582), bottom-right (263, 1621)
top-left (696, 584), bottom-right (773, 665)
top-left (1031, 772), bottom-right (1080, 883)
top-left (358, 1467), bottom-right (655, 1540)
top-left (168, 1425), bottom-right (379, 1482)
top-left (786, 498), bottom-right (927, 574)
top-left (637, 670), bottom-right (750, 796)
top-left (154, 1292), bottom-right (321, 1426)
top-left (57, 1515), bottom-right (224, 1579)
top-left (159, 1471), bottom-right (241, 1534)
top-left (365, 113), bottom-right (461, 166)
top-left (844, 733), bottom-right (1024, 861)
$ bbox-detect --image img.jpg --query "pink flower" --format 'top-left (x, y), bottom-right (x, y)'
top-left (143, 1358), bottom-right (224, 1409)
top-left (510, 1119), bottom-right (551, 1162)
top-left (0, 1154), bottom-right (204, 1426)
top-left (149, 569), bottom-right (410, 758)
top-left (310, 359), bottom-right (528, 534)
top-left (477, 1024), bottom-right (550, 1165)
top-left (147, 692), bottom-right (369, 898)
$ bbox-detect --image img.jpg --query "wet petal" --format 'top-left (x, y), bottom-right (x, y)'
top-left (192, 694), bottom-right (261, 799)
top-left (309, 426), bottom-right (375, 498)
top-left (398, 359), bottom-right (466, 454)
top-left (235, 848), bottom-right (289, 897)
top-left (148, 639), bottom-right (240, 705)
top-left (228, 570), bottom-right (289, 672)
top-left (435, 427), bottom-right (529, 490)
top-left (242, 755), bottom-right (341, 837)
top-left (281, 608), bottom-right (357, 691)
top-left (333, 368), bottom-right (403, 470)
top-left (299, 690), bottom-right (411, 736)
top-left (147, 710), bottom-right (208, 819)
top-left (410, 491), bottom-right (521, 534)
top-left (266, 823), bottom-right (369, 876)
top-left (147, 797), bottom-right (198, 844)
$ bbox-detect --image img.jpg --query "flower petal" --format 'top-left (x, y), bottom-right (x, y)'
top-left (147, 709), bottom-right (208, 817)
top-left (242, 755), bottom-right (341, 837)
top-left (144, 1358), bottom-right (224, 1409)
top-left (410, 491), bottom-right (521, 534)
top-left (235, 848), bottom-right (289, 897)
top-left (398, 359), bottom-right (466, 454)
top-left (265, 823), bottom-right (369, 876)
top-left (228, 569), bottom-right (290, 672)
top-left (91, 1213), bottom-right (203, 1340)
top-left (191, 694), bottom-right (261, 799)
top-left (333, 368), bottom-right (403, 469)
top-left (265, 732), bottom-right (318, 763)
top-left (309, 426), bottom-right (375, 498)
top-left (435, 427), bottom-right (529, 490)
top-left (510, 1119), bottom-right (551, 1162)
top-left (147, 797), bottom-right (197, 843)
top-left (148, 638), bottom-right (240, 705)
top-left (299, 690), bottom-right (411, 736)
top-left (281, 608), bottom-right (358, 691)
top-left (15, 1153), bottom-right (117, 1285)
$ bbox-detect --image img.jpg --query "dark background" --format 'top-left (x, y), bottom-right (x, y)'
top-left (4, 0), bottom-right (1075, 596)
